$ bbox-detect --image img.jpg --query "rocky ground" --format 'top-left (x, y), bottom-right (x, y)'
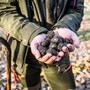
top-left (0, 5), bottom-right (90, 90)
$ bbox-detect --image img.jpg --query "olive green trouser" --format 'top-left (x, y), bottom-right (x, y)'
top-left (42, 67), bottom-right (76, 90)
top-left (15, 52), bottom-right (75, 90)
top-left (17, 64), bottom-right (76, 90)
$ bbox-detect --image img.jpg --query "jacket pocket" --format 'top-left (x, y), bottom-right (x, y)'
top-left (9, 37), bottom-right (27, 74)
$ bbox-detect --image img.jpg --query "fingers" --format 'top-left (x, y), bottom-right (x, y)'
top-left (38, 53), bottom-right (52, 62)
top-left (38, 53), bottom-right (61, 64)
top-left (58, 51), bottom-right (64, 57)
top-left (62, 46), bottom-right (69, 53)
top-left (55, 57), bottom-right (61, 61)
top-left (71, 32), bottom-right (80, 48)
top-left (44, 56), bottom-right (56, 64)
top-left (67, 44), bottom-right (75, 52)
top-left (57, 44), bottom-right (74, 58)
top-left (42, 44), bottom-right (75, 64)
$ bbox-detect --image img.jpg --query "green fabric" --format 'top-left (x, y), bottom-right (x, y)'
top-left (42, 67), bottom-right (75, 90)
top-left (17, 55), bottom-right (75, 90)
top-left (0, 0), bottom-right (84, 89)
top-left (0, 0), bottom-right (9, 3)
top-left (53, 0), bottom-right (84, 33)
top-left (0, 1), bottom-right (48, 46)
top-left (18, 65), bottom-right (41, 88)
top-left (42, 55), bottom-right (76, 90)
top-left (19, 67), bottom-right (75, 90)
top-left (0, 0), bottom-right (84, 41)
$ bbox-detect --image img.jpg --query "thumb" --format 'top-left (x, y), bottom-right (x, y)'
top-left (71, 33), bottom-right (80, 48)
top-left (30, 42), bottom-right (41, 59)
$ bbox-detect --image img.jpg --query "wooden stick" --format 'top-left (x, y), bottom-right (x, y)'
top-left (0, 37), bottom-right (11, 90)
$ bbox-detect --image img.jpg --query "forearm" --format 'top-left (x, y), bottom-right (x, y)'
top-left (53, 0), bottom-right (84, 33)
top-left (0, 4), bottom-right (47, 46)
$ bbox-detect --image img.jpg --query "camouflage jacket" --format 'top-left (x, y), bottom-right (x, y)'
top-left (0, 0), bottom-right (84, 74)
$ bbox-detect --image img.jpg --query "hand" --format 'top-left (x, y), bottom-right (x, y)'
top-left (30, 34), bottom-right (61, 64)
top-left (54, 28), bottom-right (80, 54)
top-left (30, 34), bottom-right (46, 59)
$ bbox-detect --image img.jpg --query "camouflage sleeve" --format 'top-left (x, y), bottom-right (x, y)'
top-left (0, 2), bottom-right (47, 46)
top-left (53, 0), bottom-right (84, 33)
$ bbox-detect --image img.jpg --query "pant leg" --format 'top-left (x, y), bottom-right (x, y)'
top-left (23, 83), bottom-right (41, 90)
top-left (42, 56), bottom-right (76, 90)
top-left (17, 65), bottom-right (41, 90)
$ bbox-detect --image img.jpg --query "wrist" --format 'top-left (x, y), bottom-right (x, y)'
top-left (52, 25), bottom-right (65, 30)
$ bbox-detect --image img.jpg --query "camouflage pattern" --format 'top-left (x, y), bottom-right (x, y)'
top-left (0, 0), bottom-right (84, 89)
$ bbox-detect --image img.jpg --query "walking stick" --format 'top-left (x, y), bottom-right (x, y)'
top-left (0, 37), bottom-right (11, 90)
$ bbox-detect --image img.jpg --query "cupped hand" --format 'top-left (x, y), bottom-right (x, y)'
top-left (54, 28), bottom-right (80, 54)
top-left (30, 34), bottom-right (46, 59)
top-left (30, 34), bottom-right (61, 64)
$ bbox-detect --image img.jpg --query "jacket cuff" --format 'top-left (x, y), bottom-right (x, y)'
top-left (29, 27), bottom-right (48, 44)
top-left (21, 23), bottom-right (47, 46)
top-left (52, 22), bottom-right (77, 34)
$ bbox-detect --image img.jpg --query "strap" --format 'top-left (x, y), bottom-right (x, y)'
top-left (73, 0), bottom-right (76, 8)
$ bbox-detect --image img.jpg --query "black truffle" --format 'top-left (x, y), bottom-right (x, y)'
top-left (38, 46), bottom-right (47, 56)
top-left (51, 36), bottom-right (59, 44)
top-left (46, 31), bottom-right (55, 39)
top-left (46, 48), bottom-right (57, 56)
top-left (41, 38), bottom-right (50, 46)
